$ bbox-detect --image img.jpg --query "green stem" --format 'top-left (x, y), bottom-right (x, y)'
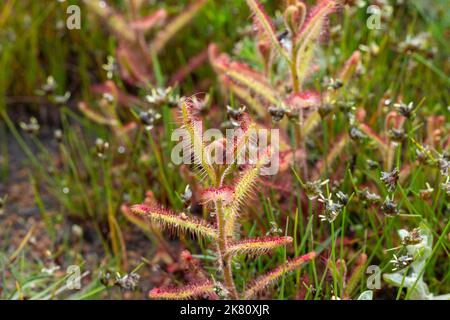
top-left (330, 222), bottom-right (339, 297)
top-left (291, 59), bottom-right (300, 94)
top-left (216, 200), bottom-right (238, 299)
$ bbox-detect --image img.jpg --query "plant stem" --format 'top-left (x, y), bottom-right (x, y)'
top-left (290, 49), bottom-right (300, 94)
top-left (216, 200), bottom-right (238, 299)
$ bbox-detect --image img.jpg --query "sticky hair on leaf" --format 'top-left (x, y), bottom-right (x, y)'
top-left (149, 281), bottom-right (216, 300)
top-left (180, 99), bottom-right (217, 183)
top-left (224, 113), bottom-right (257, 168)
top-left (233, 146), bottom-right (272, 207)
top-left (209, 44), bottom-right (279, 107)
top-left (225, 236), bottom-right (293, 258)
top-left (224, 147), bottom-right (273, 236)
top-left (180, 96), bottom-right (202, 124)
top-left (233, 112), bottom-right (252, 132)
top-left (294, 0), bottom-right (338, 88)
top-left (131, 204), bottom-right (218, 240)
top-left (201, 186), bottom-right (235, 206)
top-left (205, 138), bottom-right (227, 166)
top-left (244, 251), bottom-right (316, 299)
top-left (245, 0), bottom-right (291, 62)
top-left (296, 0), bottom-right (338, 43)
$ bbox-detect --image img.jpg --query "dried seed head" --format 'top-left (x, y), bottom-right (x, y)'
top-left (99, 269), bottom-right (115, 287)
top-left (336, 191), bottom-right (349, 206)
top-left (415, 145), bottom-right (432, 164)
top-left (349, 126), bottom-right (366, 141)
top-left (390, 254), bottom-right (413, 271)
top-left (146, 87), bottom-right (175, 107)
top-left (95, 138), bottom-right (109, 159)
top-left (20, 117), bottom-right (40, 135)
top-left (441, 177), bottom-right (450, 196)
top-left (102, 55), bottom-right (116, 79)
top-left (380, 167), bottom-right (399, 192)
top-left (402, 228), bottom-right (423, 246)
top-left (304, 179), bottom-right (328, 200)
top-left (266, 221), bottom-right (283, 236)
top-left (227, 106), bottom-right (248, 127)
top-left (35, 76), bottom-right (57, 96)
top-left (54, 129), bottom-right (63, 143)
top-left (102, 92), bottom-right (114, 104)
top-left (337, 100), bottom-right (356, 113)
top-left (398, 32), bottom-right (433, 56)
top-left (115, 272), bottom-right (140, 291)
top-left (318, 193), bottom-right (343, 223)
top-left (181, 185), bottom-right (192, 203)
top-left (388, 128), bottom-right (406, 143)
top-left (43, 75), bottom-right (57, 92)
top-left (384, 98), bottom-right (392, 107)
top-left (268, 105), bottom-right (286, 122)
top-left (419, 183), bottom-right (434, 200)
top-left (366, 159), bottom-right (379, 170)
top-left (381, 196), bottom-right (399, 216)
top-left (213, 282), bottom-right (229, 299)
top-left (326, 78), bottom-right (343, 91)
top-left (188, 94), bottom-right (209, 112)
top-left (393, 101), bottom-right (416, 118)
top-left (438, 154), bottom-right (450, 176)
top-left (318, 102), bottom-right (334, 118)
top-left (52, 91), bottom-right (71, 105)
top-left (41, 263), bottom-right (61, 275)
top-left (139, 109), bottom-right (161, 131)
top-left (227, 105), bottom-right (246, 120)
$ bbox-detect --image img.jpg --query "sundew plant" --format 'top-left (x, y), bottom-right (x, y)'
top-left (132, 99), bottom-right (316, 299)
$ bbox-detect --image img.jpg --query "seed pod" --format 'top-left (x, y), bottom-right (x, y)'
top-left (226, 105), bottom-right (246, 120)
top-left (318, 102), bottom-right (333, 118)
top-left (381, 168), bottom-right (399, 192)
top-left (388, 128), bottom-right (406, 143)
top-left (381, 197), bottom-right (399, 216)
top-left (402, 228), bottom-right (422, 246)
top-left (54, 129), bottom-right (63, 143)
top-left (366, 159), bottom-right (379, 170)
top-left (349, 126), bottom-right (366, 141)
top-left (390, 254), bottom-right (413, 271)
top-left (95, 138), bottom-right (109, 159)
top-left (268, 106), bottom-right (286, 122)
top-left (20, 117), bottom-right (40, 135)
